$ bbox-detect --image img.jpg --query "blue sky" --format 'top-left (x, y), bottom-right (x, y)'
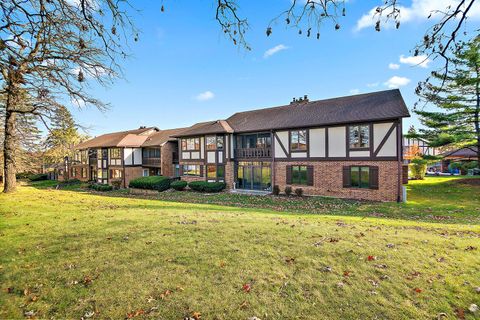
top-left (72, 0), bottom-right (480, 136)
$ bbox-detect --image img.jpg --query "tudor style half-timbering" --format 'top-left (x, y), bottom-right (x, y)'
top-left (175, 89), bottom-right (410, 202)
top-left (71, 126), bottom-right (186, 187)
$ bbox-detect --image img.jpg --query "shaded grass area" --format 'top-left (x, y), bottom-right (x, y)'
top-left (37, 176), bottom-right (480, 224)
top-left (1, 182), bottom-right (480, 319)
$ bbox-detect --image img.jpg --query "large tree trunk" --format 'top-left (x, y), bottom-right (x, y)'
top-left (3, 87), bottom-right (18, 193)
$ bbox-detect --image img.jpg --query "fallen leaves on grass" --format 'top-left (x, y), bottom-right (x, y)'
top-left (367, 255), bottom-right (376, 261)
top-left (284, 257), bottom-right (295, 264)
top-left (455, 308), bottom-right (465, 319)
top-left (126, 309), bottom-right (145, 318)
top-left (414, 288), bottom-right (423, 293)
top-left (242, 283), bottom-right (251, 293)
top-left (465, 246), bottom-right (477, 251)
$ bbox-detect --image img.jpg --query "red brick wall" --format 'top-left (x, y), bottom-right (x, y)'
top-left (70, 164), bottom-right (90, 182)
top-left (273, 160), bottom-right (401, 202)
top-left (124, 167), bottom-right (143, 187)
top-left (224, 160), bottom-right (234, 189)
top-left (161, 142), bottom-right (175, 177)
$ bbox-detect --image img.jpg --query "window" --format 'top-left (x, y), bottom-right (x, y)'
top-left (236, 133), bottom-right (271, 149)
top-left (182, 137), bottom-right (200, 151)
top-left (207, 165), bottom-right (217, 179)
top-left (290, 130), bottom-right (307, 151)
top-left (143, 148), bottom-right (160, 158)
top-left (98, 169), bottom-right (108, 179)
top-left (142, 169), bottom-right (149, 177)
top-left (206, 136), bottom-right (216, 150)
top-left (206, 136), bottom-right (224, 150)
top-left (82, 168), bottom-right (87, 178)
top-left (110, 169), bottom-right (123, 179)
top-left (71, 167), bottom-right (77, 177)
top-left (349, 125), bottom-right (370, 149)
top-left (291, 165), bottom-right (308, 185)
top-left (350, 166), bottom-right (370, 188)
top-left (109, 148), bottom-right (121, 159)
top-left (182, 164), bottom-right (201, 176)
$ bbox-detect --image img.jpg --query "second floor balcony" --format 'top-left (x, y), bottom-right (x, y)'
top-left (234, 147), bottom-right (272, 158)
top-left (143, 157), bottom-right (161, 167)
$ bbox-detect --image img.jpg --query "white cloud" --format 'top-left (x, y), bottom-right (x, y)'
top-left (195, 91), bottom-right (215, 101)
top-left (399, 54), bottom-right (431, 68)
top-left (264, 44), bottom-right (289, 58)
top-left (349, 89), bottom-right (360, 94)
top-left (384, 76), bottom-right (411, 88)
top-left (388, 63), bottom-right (400, 70)
top-left (355, 0), bottom-right (480, 31)
top-left (366, 82), bottom-right (379, 88)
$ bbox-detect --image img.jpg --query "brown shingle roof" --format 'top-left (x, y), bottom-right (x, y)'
top-left (226, 89), bottom-right (410, 133)
top-left (172, 120), bottom-right (234, 137)
top-left (142, 127), bottom-right (189, 147)
top-left (442, 146), bottom-right (478, 158)
top-left (75, 127), bottom-right (158, 149)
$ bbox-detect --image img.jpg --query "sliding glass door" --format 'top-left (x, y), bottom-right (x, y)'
top-left (236, 162), bottom-right (271, 191)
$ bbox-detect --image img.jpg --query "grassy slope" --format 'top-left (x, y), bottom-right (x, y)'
top-left (0, 179), bottom-right (479, 319)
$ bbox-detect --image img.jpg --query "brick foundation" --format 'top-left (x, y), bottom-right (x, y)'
top-left (273, 160), bottom-right (401, 202)
top-left (70, 164), bottom-right (90, 182)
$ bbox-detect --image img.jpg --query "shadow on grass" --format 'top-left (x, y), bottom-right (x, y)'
top-left (26, 177), bottom-right (480, 226)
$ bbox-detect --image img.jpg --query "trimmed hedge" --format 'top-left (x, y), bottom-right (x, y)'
top-left (171, 180), bottom-right (187, 191)
top-left (129, 176), bottom-right (171, 192)
top-left (188, 181), bottom-right (226, 193)
top-left (29, 173), bottom-right (48, 181)
top-left (60, 179), bottom-right (81, 186)
top-left (89, 183), bottom-right (113, 191)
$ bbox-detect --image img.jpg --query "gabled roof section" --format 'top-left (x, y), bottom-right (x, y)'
top-left (75, 127), bottom-right (159, 149)
top-left (142, 127), bottom-right (190, 147)
top-left (172, 120), bottom-right (234, 137)
top-left (226, 89), bottom-right (410, 133)
top-left (442, 146), bottom-right (478, 158)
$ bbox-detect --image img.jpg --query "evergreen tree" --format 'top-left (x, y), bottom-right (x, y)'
top-left (415, 36), bottom-right (480, 164)
top-left (44, 106), bottom-right (85, 164)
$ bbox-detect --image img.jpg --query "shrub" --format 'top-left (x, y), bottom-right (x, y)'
top-left (188, 181), bottom-right (226, 193)
top-left (409, 159), bottom-right (427, 180)
top-left (284, 186), bottom-right (292, 196)
top-left (294, 188), bottom-right (304, 197)
top-left (129, 176), bottom-right (171, 192)
top-left (16, 172), bottom-right (34, 180)
top-left (29, 173), bottom-right (48, 181)
top-left (272, 185), bottom-right (280, 196)
top-left (89, 183), bottom-right (113, 192)
top-left (60, 179), bottom-right (81, 186)
top-left (110, 180), bottom-right (122, 190)
top-left (171, 180), bottom-right (187, 191)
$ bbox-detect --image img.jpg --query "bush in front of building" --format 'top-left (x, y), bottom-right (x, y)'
top-left (294, 188), bottom-right (304, 197)
top-left (188, 181), bottom-right (226, 193)
top-left (284, 186), bottom-right (293, 196)
top-left (16, 172), bottom-right (35, 180)
top-left (171, 180), bottom-right (187, 191)
top-left (89, 183), bottom-right (113, 192)
top-left (110, 180), bottom-right (122, 190)
top-left (272, 185), bottom-right (280, 196)
top-left (409, 158), bottom-right (428, 180)
top-left (29, 173), bottom-right (48, 181)
top-left (129, 176), bottom-right (171, 192)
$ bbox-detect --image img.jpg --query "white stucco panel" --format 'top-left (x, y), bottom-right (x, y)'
top-left (207, 151), bottom-right (216, 163)
top-left (182, 152), bottom-right (190, 160)
top-left (124, 148), bottom-right (133, 165)
top-left (191, 151), bottom-right (200, 159)
top-left (377, 127), bottom-right (397, 157)
top-left (349, 150), bottom-right (370, 157)
top-left (373, 122), bottom-right (394, 151)
top-left (328, 126), bottom-right (346, 157)
top-left (133, 148), bottom-right (142, 165)
top-left (274, 131), bottom-right (289, 158)
top-left (291, 152), bottom-right (307, 158)
top-left (309, 128), bottom-right (326, 157)
top-left (200, 137), bottom-right (205, 159)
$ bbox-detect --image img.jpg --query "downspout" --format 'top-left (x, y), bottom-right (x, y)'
top-left (271, 130), bottom-right (275, 190)
top-left (397, 118), bottom-right (403, 203)
top-left (122, 148), bottom-right (126, 188)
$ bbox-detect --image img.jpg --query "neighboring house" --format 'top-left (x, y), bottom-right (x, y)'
top-left (403, 137), bottom-right (437, 162)
top-left (70, 126), bottom-right (186, 187)
top-left (174, 89), bottom-right (410, 202)
top-left (440, 146), bottom-right (478, 172)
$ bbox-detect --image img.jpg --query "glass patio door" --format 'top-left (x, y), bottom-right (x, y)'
top-left (237, 162), bottom-right (271, 191)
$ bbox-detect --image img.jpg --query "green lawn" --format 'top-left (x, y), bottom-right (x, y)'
top-left (1, 178), bottom-right (480, 319)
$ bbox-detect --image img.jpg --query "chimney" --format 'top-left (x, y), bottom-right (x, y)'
top-left (291, 95), bottom-right (309, 105)
top-left (139, 126), bottom-right (146, 129)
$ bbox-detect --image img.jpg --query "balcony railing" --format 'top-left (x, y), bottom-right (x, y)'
top-left (143, 158), bottom-right (161, 166)
top-left (234, 148), bottom-right (272, 158)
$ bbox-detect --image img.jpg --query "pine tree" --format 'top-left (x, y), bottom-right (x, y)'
top-left (415, 36), bottom-right (480, 164)
top-left (44, 106), bottom-right (85, 164)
